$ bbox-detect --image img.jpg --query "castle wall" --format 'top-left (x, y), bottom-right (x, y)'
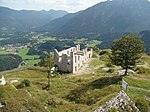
top-left (72, 48), bottom-right (93, 73)
top-left (54, 45), bottom-right (93, 73)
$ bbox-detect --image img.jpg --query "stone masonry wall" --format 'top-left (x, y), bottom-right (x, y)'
top-left (54, 45), bottom-right (93, 73)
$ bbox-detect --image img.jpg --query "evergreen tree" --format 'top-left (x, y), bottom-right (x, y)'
top-left (111, 34), bottom-right (145, 75)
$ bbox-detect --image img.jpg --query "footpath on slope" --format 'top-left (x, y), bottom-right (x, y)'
top-left (74, 58), bottom-right (95, 75)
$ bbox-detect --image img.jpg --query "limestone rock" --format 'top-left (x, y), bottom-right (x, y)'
top-left (0, 75), bottom-right (6, 85)
top-left (95, 90), bottom-right (140, 112)
top-left (0, 102), bottom-right (6, 108)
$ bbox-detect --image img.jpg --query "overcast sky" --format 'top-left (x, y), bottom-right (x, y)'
top-left (0, 0), bottom-right (107, 12)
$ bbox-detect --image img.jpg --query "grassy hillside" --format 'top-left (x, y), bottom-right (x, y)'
top-left (0, 83), bottom-right (46, 112)
top-left (0, 52), bottom-right (150, 112)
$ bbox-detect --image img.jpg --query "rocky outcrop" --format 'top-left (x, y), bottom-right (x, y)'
top-left (0, 75), bottom-right (6, 85)
top-left (95, 90), bottom-right (140, 112)
top-left (0, 102), bottom-right (6, 108)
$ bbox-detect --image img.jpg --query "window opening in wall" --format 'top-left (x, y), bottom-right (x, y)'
top-left (67, 51), bottom-right (69, 55)
top-left (75, 66), bottom-right (77, 71)
top-left (67, 59), bottom-right (70, 65)
top-left (75, 56), bottom-right (77, 63)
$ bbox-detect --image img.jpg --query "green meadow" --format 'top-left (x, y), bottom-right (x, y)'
top-left (1, 51), bottom-right (150, 112)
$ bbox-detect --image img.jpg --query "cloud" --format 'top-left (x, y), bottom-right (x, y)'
top-left (0, 0), bottom-right (107, 12)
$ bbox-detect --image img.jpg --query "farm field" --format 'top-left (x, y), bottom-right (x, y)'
top-left (18, 48), bottom-right (40, 67)
top-left (0, 49), bottom-right (15, 54)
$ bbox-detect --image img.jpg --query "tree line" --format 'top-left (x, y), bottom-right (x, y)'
top-left (0, 54), bottom-right (22, 71)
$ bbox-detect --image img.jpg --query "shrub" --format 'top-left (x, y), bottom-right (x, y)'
top-left (106, 62), bottom-right (113, 67)
top-left (18, 79), bottom-right (31, 88)
top-left (87, 97), bottom-right (97, 105)
top-left (99, 50), bottom-right (108, 55)
top-left (135, 98), bottom-right (149, 112)
top-left (92, 53), bottom-right (97, 58)
top-left (47, 98), bottom-right (57, 107)
top-left (59, 101), bottom-right (64, 105)
top-left (107, 68), bottom-right (114, 73)
top-left (77, 78), bottom-right (82, 82)
top-left (101, 55), bottom-right (110, 62)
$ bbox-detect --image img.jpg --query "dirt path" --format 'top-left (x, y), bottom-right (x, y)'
top-left (0, 68), bottom-right (27, 74)
top-left (74, 58), bottom-right (94, 75)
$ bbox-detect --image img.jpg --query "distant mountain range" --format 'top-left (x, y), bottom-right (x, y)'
top-left (0, 7), bottom-right (68, 32)
top-left (36, 0), bottom-right (150, 38)
top-left (0, 0), bottom-right (150, 53)
top-left (140, 30), bottom-right (150, 53)
top-left (1, 0), bottom-right (150, 37)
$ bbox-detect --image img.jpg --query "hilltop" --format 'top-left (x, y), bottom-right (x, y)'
top-left (0, 51), bottom-right (150, 112)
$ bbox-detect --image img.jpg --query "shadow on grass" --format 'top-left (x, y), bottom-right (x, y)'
top-left (65, 75), bottom-right (122, 105)
top-left (89, 75), bottom-right (122, 89)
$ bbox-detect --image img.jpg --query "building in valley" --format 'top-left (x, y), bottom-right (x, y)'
top-left (54, 45), bottom-right (93, 73)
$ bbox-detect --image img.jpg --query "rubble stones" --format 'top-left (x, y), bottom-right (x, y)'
top-left (0, 75), bottom-right (6, 85)
top-left (0, 102), bottom-right (6, 108)
top-left (95, 90), bottom-right (140, 112)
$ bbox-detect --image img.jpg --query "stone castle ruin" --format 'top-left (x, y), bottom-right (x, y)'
top-left (54, 45), bottom-right (93, 73)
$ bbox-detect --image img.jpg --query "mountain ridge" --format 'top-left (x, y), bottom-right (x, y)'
top-left (37, 0), bottom-right (150, 38)
top-left (0, 6), bottom-right (68, 32)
